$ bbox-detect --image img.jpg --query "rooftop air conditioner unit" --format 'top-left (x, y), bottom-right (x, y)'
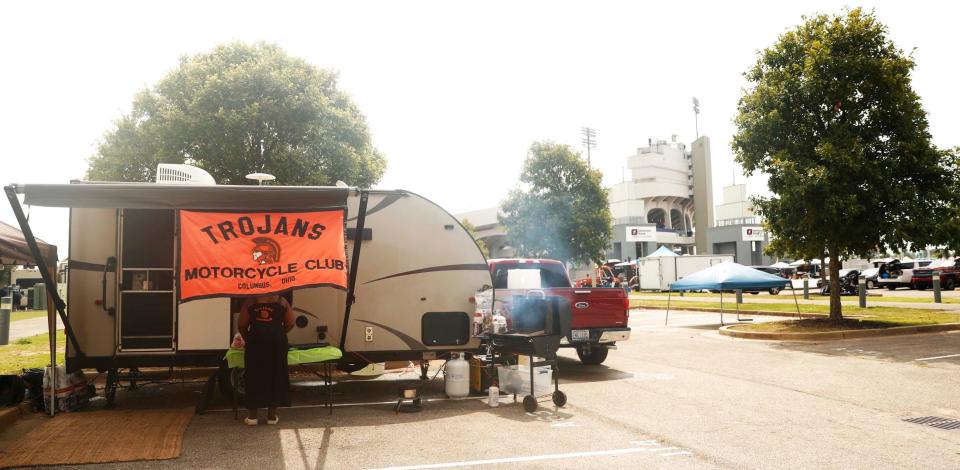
top-left (155, 164), bottom-right (216, 185)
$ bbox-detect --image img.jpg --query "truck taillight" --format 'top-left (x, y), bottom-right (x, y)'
top-left (624, 296), bottom-right (630, 311)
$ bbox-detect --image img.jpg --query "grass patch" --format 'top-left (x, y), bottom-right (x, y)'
top-left (631, 299), bottom-right (960, 326)
top-left (0, 330), bottom-right (65, 375)
top-left (729, 319), bottom-right (895, 333)
top-left (11, 310), bottom-right (48, 322)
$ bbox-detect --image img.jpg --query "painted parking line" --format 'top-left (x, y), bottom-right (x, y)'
top-left (915, 353), bottom-right (960, 361)
top-left (369, 443), bottom-right (689, 469)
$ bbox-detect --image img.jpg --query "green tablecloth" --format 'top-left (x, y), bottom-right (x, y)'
top-left (225, 345), bottom-right (342, 369)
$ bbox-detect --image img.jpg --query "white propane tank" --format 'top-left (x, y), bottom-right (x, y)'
top-left (445, 353), bottom-right (470, 398)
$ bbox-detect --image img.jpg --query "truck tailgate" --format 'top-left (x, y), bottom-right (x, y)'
top-left (562, 288), bottom-right (629, 329)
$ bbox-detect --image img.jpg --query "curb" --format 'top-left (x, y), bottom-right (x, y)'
top-left (718, 323), bottom-right (960, 341)
top-left (634, 305), bottom-right (829, 319)
top-left (0, 401), bottom-right (33, 431)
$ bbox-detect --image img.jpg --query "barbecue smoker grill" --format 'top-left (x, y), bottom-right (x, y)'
top-left (489, 293), bottom-right (572, 412)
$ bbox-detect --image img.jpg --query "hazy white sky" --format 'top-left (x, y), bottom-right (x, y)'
top-left (1, 1), bottom-right (958, 256)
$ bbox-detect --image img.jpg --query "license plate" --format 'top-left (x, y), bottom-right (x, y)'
top-left (571, 329), bottom-right (590, 341)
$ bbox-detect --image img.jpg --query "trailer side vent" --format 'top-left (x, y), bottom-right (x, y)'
top-left (155, 164), bottom-right (217, 185)
top-left (421, 312), bottom-right (470, 346)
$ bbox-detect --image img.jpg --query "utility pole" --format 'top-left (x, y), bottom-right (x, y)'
top-left (581, 127), bottom-right (596, 168)
top-left (692, 97), bottom-right (700, 140)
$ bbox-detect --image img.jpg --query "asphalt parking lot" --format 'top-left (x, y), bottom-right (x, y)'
top-left (3, 309), bottom-right (959, 469)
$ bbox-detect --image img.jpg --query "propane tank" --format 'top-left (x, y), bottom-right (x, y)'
top-left (444, 353), bottom-right (470, 398)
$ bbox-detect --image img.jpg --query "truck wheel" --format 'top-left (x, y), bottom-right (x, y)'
top-left (886, 285), bottom-right (897, 291)
top-left (915, 284), bottom-right (926, 291)
top-left (945, 278), bottom-right (956, 291)
top-left (576, 345), bottom-right (609, 365)
top-left (866, 280), bottom-right (876, 289)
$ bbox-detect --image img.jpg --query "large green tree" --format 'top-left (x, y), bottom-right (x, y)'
top-left (500, 142), bottom-right (612, 266)
top-left (87, 42), bottom-right (386, 187)
top-left (733, 9), bottom-right (959, 320)
top-left (461, 219), bottom-right (490, 258)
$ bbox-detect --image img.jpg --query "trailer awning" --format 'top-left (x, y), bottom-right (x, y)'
top-left (15, 183), bottom-right (352, 210)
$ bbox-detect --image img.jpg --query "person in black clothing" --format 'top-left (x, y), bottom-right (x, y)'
top-left (237, 294), bottom-right (294, 425)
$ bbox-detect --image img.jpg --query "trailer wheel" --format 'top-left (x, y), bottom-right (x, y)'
top-left (576, 345), bottom-right (609, 365)
top-left (552, 390), bottom-right (567, 408)
top-left (217, 365), bottom-right (242, 399)
top-left (522, 395), bottom-right (538, 413)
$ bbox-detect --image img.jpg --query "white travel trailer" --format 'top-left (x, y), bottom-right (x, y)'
top-left (637, 254), bottom-right (733, 291)
top-left (5, 168), bottom-right (491, 391)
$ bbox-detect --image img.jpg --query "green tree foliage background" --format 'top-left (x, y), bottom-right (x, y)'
top-left (87, 42), bottom-right (386, 187)
top-left (460, 219), bottom-right (490, 258)
top-left (500, 142), bottom-right (612, 266)
top-left (732, 9), bottom-right (960, 319)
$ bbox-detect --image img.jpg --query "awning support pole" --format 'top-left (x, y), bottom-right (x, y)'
top-left (664, 290), bottom-right (672, 326)
top-left (791, 284), bottom-right (802, 320)
top-left (720, 290), bottom-right (724, 326)
top-left (339, 190), bottom-right (369, 350)
top-left (4, 185), bottom-right (83, 358)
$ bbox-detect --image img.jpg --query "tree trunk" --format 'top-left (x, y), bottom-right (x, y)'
top-left (828, 248), bottom-right (842, 322)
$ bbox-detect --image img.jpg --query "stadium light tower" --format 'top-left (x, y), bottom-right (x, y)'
top-left (692, 97), bottom-right (700, 139)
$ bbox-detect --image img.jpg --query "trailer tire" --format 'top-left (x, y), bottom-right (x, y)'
top-left (576, 345), bottom-right (609, 365)
top-left (217, 364), bottom-right (236, 399)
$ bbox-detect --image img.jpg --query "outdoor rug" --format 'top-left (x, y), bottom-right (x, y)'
top-left (0, 407), bottom-right (193, 468)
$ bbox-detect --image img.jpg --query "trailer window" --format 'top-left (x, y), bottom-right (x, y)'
top-left (493, 264), bottom-right (571, 289)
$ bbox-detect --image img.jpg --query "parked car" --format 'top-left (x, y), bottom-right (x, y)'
top-left (910, 259), bottom-right (960, 290)
top-left (749, 266), bottom-right (788, 295)
top-left (488, 258), bottom-right (630, 365)
top-left (878, 259), bottom-right (933, 290)
top-left (820, 269), bottom-right (860, 295)
top-left (861, 268), bottom-right (880, 289)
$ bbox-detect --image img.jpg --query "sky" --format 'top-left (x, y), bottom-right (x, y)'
top-left (1, 1), bottom-right (958, 257)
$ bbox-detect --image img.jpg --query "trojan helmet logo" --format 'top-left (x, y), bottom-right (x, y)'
top-left (251, 237), bottom-right (281, 265)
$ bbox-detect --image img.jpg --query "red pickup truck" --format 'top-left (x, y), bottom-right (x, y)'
top-left (910, 259), bottom-right (960, 290)
top-left (488, 258), bottom-right (630, 365)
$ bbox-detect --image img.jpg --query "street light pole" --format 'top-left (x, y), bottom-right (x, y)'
top-left (581, 127), bottom-right (597, 168)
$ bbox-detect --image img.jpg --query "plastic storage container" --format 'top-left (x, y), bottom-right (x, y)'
top-left (496, 364), bottom-right (553, 397)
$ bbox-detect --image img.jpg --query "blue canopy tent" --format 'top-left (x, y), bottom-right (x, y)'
top-left (664, 261), bottom-right (797, 326)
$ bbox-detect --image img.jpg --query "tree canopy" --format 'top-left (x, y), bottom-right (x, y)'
top-left (461, 219), bottom-right (490, 258)
top-left (732, 8), bottom-right (960, 319)
top-left (87, 42), bottom-right (386, 187)
top-left (499, 142), bottom-right (612, 266)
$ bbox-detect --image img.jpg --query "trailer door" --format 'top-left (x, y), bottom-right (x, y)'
top-left (117, 209), bottom-right (175, 352)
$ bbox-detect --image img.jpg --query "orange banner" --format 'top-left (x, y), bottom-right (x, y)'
top-left (178, 210), bottom-right (347, 301)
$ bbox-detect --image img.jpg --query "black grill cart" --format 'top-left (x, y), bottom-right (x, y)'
top-left (488, 294), bottom-right (572, 413)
